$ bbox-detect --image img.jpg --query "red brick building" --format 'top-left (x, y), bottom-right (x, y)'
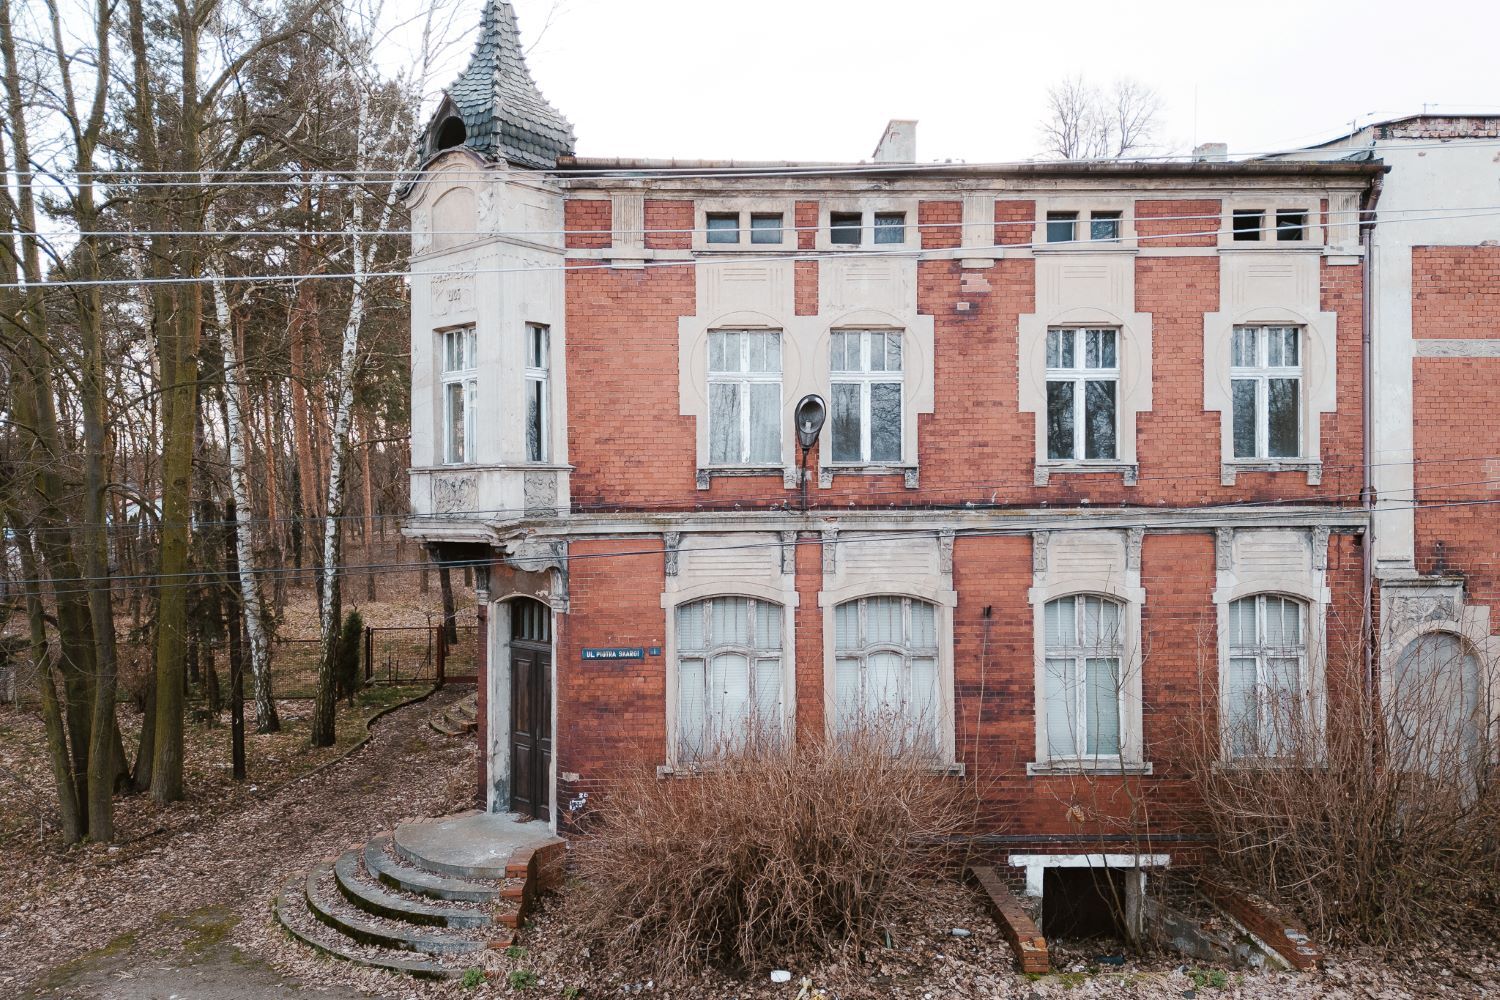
top-left (405, 2), bottom-right (1500, 902)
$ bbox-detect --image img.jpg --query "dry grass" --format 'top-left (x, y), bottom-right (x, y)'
top-left (561, 731), bottom-right (970, 981)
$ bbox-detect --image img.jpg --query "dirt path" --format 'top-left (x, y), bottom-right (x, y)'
top-left (6, 687), bottom-right (476, 999)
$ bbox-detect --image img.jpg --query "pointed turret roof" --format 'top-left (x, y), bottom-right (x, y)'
top-left (426, 0), bottom-right (576, 169)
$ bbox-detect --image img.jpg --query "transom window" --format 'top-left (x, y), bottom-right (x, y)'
top-left (830, 329), bottom-right (903, 464)
top-left (833, 596), bottom-right (941, 754)
top-left (1043, 595), bottom-right (1124, 760)
top-left (1225, 595), bottom-right (1308, 758)
top-left (525, 323), bottom-right (550, 463)
top-left (708, 330), bottom-right (782, 466)
top-left (1230, 326), bottom-right (1301, 459)
top-left (1046, 327), bottom-right (1118, 461)
top-left (440, 327), bottom-right (477, 465)
top-left (676, 597), bottom-right (784, 760)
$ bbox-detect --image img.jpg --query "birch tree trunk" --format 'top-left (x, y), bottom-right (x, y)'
top-left (207, 239), bottom-right (280, 733)
top-left (312, 82), bottom-right (402, 746)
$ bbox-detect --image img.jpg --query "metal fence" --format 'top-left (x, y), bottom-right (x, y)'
top-left (363, 622), bottom-right (478, 687)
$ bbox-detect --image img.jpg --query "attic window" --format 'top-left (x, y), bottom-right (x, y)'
top-left (830, 212), bottom-right (862, 246)
top-left (707, 214), bottom-right (740, 244)
top-left (435, 116), bottom-right (467, 151)
top-left (1276, 210), bottom-right (1308, 241)
top-left (1232, 209), bottom-right (1264, 241)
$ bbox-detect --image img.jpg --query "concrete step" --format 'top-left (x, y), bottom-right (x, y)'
top-left (272, 876), bottom-right (460, 981)
top-left (428, 717), bottom-right (465, 737)
top-left (304, 861), bottom-right (488, 956)
top-left (363, 835), bottom-right (500, 903)
top-left (333, 850), bottom-right (492, 929)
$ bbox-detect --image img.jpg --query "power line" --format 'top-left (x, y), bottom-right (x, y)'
top-left (9, 494), bottom-right (1500, 598)
top-left (15, 132), bottom-right (1500, 188)
top-left (31, 201), bottom-right (1500, 242)
top-left (18, 206), bottom-right (1500, 292)
top-left (10, 455), bottom-right (1496, 537)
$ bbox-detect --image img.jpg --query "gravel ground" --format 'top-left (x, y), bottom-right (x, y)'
top-left (6, 685), bottom-right (1498, 999)
top-left (3, 686), bottom-right (476, 998)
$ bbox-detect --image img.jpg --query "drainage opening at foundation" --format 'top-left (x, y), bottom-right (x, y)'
top-left (1042, 867), bottom-right (1128, 940)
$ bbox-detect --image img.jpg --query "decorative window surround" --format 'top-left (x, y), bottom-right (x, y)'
top-left (1217, 197), bottom-right (1322, 249)
top-left (1379, 577), bottom-right (1499, 700)
top-left (661, 531), bottom-right (799, 768)
top-left (1031, 197), bottom-right (1138, 252)
top-left (1028, 529), bottom-right (1148, 771)
top-left (692, 197), bottom-right (797, 252)
top-left (1205, 252), bottom-right (1336, 485)
top-left (1212, 527), bottom-right (1330, 762)
top-left (679, 257), bottom-right (934, 491)
top-left (819, 533), bottom-right (957, 765)
top-left (814, 199), bottom-right (921, 252)
top-left (1020, 254), bottom-right (1153, 486)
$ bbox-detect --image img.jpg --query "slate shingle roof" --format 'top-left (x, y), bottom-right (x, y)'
top-left (436, 0), bottom-right (575, 168)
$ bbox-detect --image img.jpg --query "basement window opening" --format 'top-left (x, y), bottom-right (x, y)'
top-left (1042, 867), bottom-right (1128, 941)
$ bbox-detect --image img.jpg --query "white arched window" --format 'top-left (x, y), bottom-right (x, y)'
top-left (1042, 595), bottom-right (1125, 760)
top-left (676, 597), bottom-right (784, 761)
top-left (833, 596), bottom-right (941, 752)
top-left (1392, 633), bottom-right (1486, 777)
top-left (1224, 594), bottom-right (1307, 758)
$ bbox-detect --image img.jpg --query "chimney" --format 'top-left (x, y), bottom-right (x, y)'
top-left (1192, 142), bottom-right (1228, 162)
top-left (872, 119), bottom-right (917, 163)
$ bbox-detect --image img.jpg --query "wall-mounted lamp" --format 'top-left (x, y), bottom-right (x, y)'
top-left (794, 394), bottom-right (826, 511)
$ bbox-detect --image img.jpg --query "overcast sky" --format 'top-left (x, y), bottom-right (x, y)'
top-left (401, 0), bottom-right (1498, 164)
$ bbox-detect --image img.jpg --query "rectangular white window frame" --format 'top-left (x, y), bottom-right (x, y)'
top-left (524, 323), bottom-right (550, 463)
top-left (1045, 327), bottom-right (1119, 462)
top-left (439, 326), bottom-right (477, 465)
top-left (829, 329), bottom-right (904, 465)
top-left (1229, 325), bottom-right (1301, 460)
top-left (707, 329), bottom-right (783, 467)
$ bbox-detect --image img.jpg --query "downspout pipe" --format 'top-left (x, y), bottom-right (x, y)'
top-left (1361, 204), bottom-right (1376, 710)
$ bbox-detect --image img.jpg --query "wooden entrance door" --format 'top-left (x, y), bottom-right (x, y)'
top-left (509, 599), bottom-right (552, 820)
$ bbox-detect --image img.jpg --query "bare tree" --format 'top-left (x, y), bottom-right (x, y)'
top-left (1038, 76), bottom-right (1164, 160)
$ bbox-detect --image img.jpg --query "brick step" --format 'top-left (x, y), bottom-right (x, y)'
top-left (272, 875), bottom-right (461, 980)
top-left (363, 834), bottom-right (501, 903)
top-left (334, 850), bottom-right (493, 929)
top-left (304, 861), bottom-right (489, 956)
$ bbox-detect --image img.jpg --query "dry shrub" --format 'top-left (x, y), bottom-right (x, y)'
top-left (562, 730), bottom-right (968, 980)
top-left (1190, 631), bottom-right (1500, 948)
